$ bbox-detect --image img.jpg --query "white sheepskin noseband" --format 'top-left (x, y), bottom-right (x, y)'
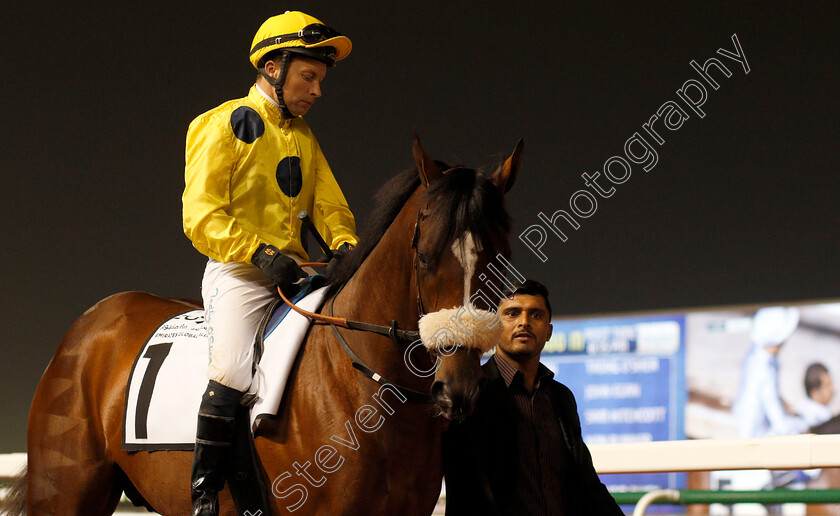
top-left (418, 306), bottom-right (501, 353)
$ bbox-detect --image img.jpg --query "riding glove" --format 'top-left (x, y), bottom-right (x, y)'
top-left (326, 242), bottom-right (354, 276)
top-left (251, 244), bottom-right (306, 293)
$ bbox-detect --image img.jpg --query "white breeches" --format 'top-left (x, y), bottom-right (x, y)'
top-left (202, 258), bottom-right (276, 391)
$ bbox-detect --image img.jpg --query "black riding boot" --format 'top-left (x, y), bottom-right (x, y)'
top-left (191, 380), bottom-right (244, 516)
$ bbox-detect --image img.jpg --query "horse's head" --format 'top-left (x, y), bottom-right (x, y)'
top-left (410, 137), bottom-right (522, 420)
top-left (325, 138), bottom-right (521, 421)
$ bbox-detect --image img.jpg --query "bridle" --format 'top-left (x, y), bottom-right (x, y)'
top-left (410, 208), bottom-right (430, 317)
top-left (277, 207), bottom-right (436, 403)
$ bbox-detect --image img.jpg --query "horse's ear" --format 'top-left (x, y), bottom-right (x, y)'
top-left (413, 136), bottom-right (443, 187)
top-left (492, 139), bottom-right (524, 194)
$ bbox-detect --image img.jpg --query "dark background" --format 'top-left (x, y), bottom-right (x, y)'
top-left (2, 1), bottom-right (838, 452)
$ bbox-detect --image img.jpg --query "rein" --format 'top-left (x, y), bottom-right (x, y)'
top-left (273, 207), bottom-right (435, 403)
top-left (281, 207), bottom-right (434, 330)
top-left (276, 286), bottom-right (421, 343)
top-left (276, 282), bottom-right (431, 404)
top-left (298, 261), bottom-right (328, 268)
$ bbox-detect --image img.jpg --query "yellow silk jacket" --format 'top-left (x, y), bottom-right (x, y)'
top-left (183, 85), bottom-right (357, 263)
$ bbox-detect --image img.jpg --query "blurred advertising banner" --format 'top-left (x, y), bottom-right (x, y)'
top-left (541, 315), bottom-right (686, 494)
top-left (540, 301), bottom-right (840, 513)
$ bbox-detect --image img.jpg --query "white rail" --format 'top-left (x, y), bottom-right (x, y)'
top-left (6, 436), bottom-right (840, 478)
top-left (5, 436), bottom-right (840, 514)
top-left (588, 434), bottom-right (840, 473)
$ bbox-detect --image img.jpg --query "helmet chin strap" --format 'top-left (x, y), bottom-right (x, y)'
top-left (258, 51), bottom-right (294, 119)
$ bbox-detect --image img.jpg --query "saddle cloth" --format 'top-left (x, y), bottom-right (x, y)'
top-left (122, 283), bottom-right (328, 451)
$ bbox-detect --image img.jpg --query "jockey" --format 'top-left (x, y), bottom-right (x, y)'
top-left (182, 11), bottom-right (358, 516)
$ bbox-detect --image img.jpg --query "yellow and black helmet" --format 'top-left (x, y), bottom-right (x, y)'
top-left (249, 11), bottom-right (352, 69)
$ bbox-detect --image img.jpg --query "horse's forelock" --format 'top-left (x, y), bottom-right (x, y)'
top-left (424, 167), bottom-right (511, 270)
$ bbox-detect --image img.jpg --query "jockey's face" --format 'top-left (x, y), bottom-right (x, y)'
top-left (281, 56), bottom-right (327, 117)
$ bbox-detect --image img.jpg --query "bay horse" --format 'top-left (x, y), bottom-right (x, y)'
top-left (21, 138), bottom-right (523, 515)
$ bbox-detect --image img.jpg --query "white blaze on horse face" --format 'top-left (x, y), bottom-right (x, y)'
top-left (451, 232), bottom-right (480, 305)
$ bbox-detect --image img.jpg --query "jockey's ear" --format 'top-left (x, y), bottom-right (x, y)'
top-left (413, 136), bottom-right (443, 187)
top-left (492, 139), bottom-right (524, 194)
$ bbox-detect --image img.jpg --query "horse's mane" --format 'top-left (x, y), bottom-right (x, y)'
top-left (325, 162), bottom-right (511, 299)
top-left (325, 167), bottom-right (421, 299)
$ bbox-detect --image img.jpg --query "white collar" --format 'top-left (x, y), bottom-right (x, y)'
top-left (255, 83), bottom-right (280, 108)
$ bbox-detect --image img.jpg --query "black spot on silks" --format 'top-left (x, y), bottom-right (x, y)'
top-left (230, 107), bottom-right (265, 143)
top-left (276, 156), bottom-right (303, 197)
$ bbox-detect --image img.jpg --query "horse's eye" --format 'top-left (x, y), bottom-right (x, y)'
top-left (417, 251), bottom-right (428, 266)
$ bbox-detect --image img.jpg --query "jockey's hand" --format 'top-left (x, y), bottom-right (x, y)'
top-left (327, 242), bottom-right (354, 276)
top-left (252, 244), bottom-right (307, 293)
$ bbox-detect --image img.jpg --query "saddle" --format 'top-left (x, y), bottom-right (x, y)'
top-left (229, 276), bottom-right (327, 516)
top-left (121, 276), bottom-right (328, 514)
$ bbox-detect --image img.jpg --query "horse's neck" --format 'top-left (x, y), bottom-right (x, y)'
top-left (325, 196), bottom-right (438, 394)
top-left (333, 211), bottom-right (420, 328)
top-left (260, 194), bottom-right (443, 510)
